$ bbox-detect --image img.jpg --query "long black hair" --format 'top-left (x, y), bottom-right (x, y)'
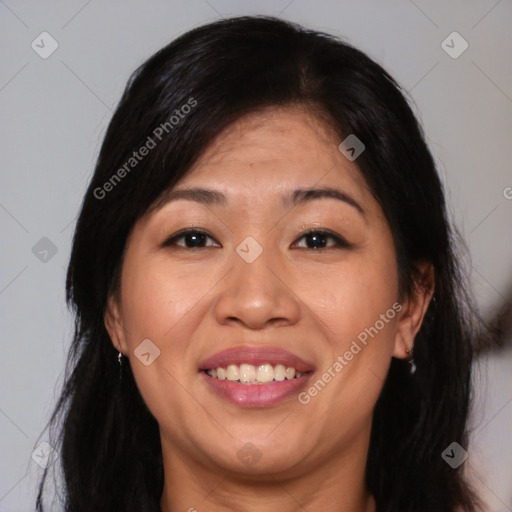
top-left (35, 15), bottom-right (481, 512)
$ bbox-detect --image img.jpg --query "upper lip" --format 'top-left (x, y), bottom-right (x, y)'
top-left (199, 346), bottom-right (315, 373)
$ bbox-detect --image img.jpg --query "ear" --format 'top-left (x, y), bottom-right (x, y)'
top-left (393, 262), bottom-right (435, 359)
top-left (104, 293), bottom-right (128, 355)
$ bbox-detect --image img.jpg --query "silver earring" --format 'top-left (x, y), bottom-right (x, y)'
top-left (118, 352), bottom-right (123, 379)
top-left (406, 348), bottom-right (416, 374)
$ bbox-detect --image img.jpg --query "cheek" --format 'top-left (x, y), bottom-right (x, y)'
top-left (118, 262), bottom-right (211, 431)
top-left (120, 259), bottom-right (212, 344)
top-left (296, 237), bottom-right (399, 421)
top-left (301, 248), bottom-right (399, 348)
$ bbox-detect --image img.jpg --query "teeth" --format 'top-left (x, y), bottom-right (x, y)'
top-left (240, 363), bottom-right (256, 383)
top-left (285, 367), bottom-right (296, 380)
top-left (205, 363), bottom-right (305, 384)
top-left (274, 364), bottom-right (286, 381)
top-left (226, 364), bottom-right (240, 381)
top-left (256, 363), bottom-right (274, 383)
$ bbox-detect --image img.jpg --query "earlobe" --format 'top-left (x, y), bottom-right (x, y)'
top-left (104, 294), bottom-right (127, 355)
top-left (392, 263), bottom-right (435, 359)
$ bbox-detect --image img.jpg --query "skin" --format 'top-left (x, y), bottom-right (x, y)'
top-left (105, 106), bottom-right (433, 512)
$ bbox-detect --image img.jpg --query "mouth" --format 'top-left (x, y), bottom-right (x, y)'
top-left (199, 346), bottom-right (315, 407)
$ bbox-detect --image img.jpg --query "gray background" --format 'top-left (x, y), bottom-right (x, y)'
top-left (1, 0), bottom-right (511, 511)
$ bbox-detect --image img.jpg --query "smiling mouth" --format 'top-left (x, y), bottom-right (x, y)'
top-left (203, 363), bottom-right (309, 385)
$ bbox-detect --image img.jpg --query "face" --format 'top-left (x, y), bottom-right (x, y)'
top-left (106, 106), bottom-right (427, 480)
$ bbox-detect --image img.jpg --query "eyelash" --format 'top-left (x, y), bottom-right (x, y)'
top-left (162, 228), bottom-right (352, 251)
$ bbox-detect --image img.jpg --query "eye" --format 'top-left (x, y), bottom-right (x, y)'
top-left (293, 229), bottom-right (352, 250)
top-left (162, 229), bottom-right (220, 249)
top-left (162, 228), bottom-right (350, 250)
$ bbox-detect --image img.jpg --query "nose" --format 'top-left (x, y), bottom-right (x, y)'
top-left (213, 246), bottom-right (301, 330)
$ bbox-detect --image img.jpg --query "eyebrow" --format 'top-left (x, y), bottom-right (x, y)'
top-left (155, 186), bottom-right (365, 216)
top-left (156, 187), bottom-right (227, 207)
top-left (287, 187), bottom-right (365, 216)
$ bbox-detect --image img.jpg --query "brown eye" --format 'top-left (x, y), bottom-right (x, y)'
top-left (163, 229), bottom-right (220, 249)
top-left (293, 229), bottom-right (352, 250)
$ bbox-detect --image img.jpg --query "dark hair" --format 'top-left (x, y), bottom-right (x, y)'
top-left (36, 15), bottom-right (481, 512)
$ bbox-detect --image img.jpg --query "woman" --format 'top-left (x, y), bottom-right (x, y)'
top-left (36, 15), bottom-right (481, 512)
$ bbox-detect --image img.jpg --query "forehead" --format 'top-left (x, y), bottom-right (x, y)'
top-left (178, 106), bottom-right (369, 195)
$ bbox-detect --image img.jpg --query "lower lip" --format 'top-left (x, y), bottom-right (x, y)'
top-left (200, 372), bottom-right (312, 407)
